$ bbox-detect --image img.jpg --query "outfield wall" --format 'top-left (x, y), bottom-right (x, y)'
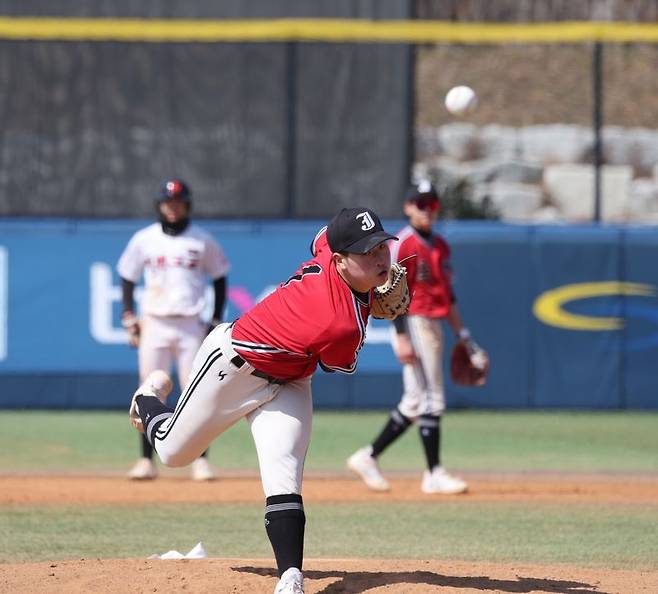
top-left (1, 219), bottom-right (656, 410)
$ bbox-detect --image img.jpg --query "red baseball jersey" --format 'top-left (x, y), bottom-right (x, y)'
top-left (391, 225), bottom-right (454, 318)
top-left (232, 228), bottom-right (371, 380)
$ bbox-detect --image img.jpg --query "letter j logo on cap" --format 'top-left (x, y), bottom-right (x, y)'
top-left (357, 211), bottom-right (375, 231)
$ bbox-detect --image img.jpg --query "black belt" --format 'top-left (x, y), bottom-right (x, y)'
top-left (230, 354), bottom-right (287, 385)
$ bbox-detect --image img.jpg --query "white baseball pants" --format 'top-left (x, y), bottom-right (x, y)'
top-left (397, 315), bottom-right (446, 417)
top-left (138, 314), bottom-right (206, 385)
top-left (152, 323), bottom-right (313, 497)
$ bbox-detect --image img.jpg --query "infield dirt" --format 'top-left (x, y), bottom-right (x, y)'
top-left (2, 474), bottom-right (657, 593)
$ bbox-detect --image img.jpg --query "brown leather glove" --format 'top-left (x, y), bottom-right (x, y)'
top-left (450, 338), bottom-right (489, 386)
top-left (370, 263), bottom-right (411, 321)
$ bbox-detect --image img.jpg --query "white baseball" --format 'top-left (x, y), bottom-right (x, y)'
top-left (444, 85), bottom-right (478, 116)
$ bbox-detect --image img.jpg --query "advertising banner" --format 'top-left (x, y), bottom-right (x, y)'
top-left (1, 220), bottom-right (657, 409)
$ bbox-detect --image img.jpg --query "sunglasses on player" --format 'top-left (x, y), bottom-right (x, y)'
top-left (411, 196), bottom-right (440, 212)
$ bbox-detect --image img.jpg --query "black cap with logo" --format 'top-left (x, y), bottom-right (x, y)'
top-left (404, 179), bottom-right (438, 203)
top-left (327, 207), bottom-right (398, 254)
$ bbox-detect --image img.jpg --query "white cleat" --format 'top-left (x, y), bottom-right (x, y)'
top-left (347, 446), bottom-right (390, 492)
top-left (274, 567), bottom-right (304, 594)
top-left (128, 370), bottom-right (173, 433)
top-left (191, 457), bottom-right (217, 481)
top-left (421, 466), bottom-right (468, 495)
top-left (126, 457), bottom-right (158, 480)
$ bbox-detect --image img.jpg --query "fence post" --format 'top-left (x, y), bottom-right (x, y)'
top-left (592, 41), bottom-right (604, 223)
top-left (285, 42), bottom-right (298, 217)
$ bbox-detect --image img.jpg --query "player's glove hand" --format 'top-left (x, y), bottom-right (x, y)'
top-left (121, 311), bottom-right (141, 348)
top-left (450, 335), bottom-right (489, 386)
top-left (370, 262), bottom-right (411, 321)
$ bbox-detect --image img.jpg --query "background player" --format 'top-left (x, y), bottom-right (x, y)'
top-left (128, 207), bottom-right (399, 594)
top-left (348, 180), bottom-right (482, 494)
top-left (117, 178), bottom-right (230, 481)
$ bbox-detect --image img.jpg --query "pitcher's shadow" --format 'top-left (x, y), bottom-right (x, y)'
top-left (232, 566), bottom-right (607, 594)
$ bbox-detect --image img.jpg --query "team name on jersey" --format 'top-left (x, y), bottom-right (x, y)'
top-left (145, 251), bottom-right (200, 270)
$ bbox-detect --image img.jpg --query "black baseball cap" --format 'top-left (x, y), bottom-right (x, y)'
top-left (327, 207), bottom-right (398, 254)
top-left (404, 180), bottom-right (439, 202)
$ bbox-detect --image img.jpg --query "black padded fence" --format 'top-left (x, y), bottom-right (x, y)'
top-left (0, 1), bottom-right (413, 218)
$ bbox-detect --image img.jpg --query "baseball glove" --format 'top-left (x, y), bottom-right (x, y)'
top-left (450, 338), bottom-right (489, 386)
top-left (370, 262), bottom-right (411, 320)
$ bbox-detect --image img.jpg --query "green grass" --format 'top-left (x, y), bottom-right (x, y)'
top-left (0, 410), bottom-right (657, 473)
top-left (2, 502), bottom-right (657, 569)
top-left (1, 410), bottom-right (657, 568)
top-left (310, 503), bottom-right (658, 567)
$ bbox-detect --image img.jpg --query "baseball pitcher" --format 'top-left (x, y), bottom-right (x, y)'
top-left (128, 207), bottom-right (406, 594)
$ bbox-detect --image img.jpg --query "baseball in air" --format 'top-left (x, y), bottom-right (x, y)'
top-left (444, 85), bottom-right (478, 116)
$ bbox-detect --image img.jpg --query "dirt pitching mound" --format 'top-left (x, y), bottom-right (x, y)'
top-left (2, 557), bottom-right (657, 593)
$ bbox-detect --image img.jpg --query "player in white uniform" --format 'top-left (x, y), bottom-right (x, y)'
top-left (117, 179), bottom-right (230, 480)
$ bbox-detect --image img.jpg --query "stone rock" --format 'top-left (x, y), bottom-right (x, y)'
top-left (414, 124), bottom-right (658, 222)
top-left (458, 160), bottom-right (492, 185)
top-left (543, 163), bottom-right (632, 222)
top-left (418, 156), bottom-right (464, 188)
top-left (519, 124), bottom-right (593, 164)
top-left (629, 178), bottom-right (658, 220)
top-left (529, 205), bottom-right (567, 224)
top-left (478, 125), bottom-right (520, 160)
top-left (437, 123), bottom-right (480, 161)
top-left (461, 158), bottom-right (543, 185)
top-left (602, 127), bottom-right (658, 177)
top-left (472, 182), bottom-right (544, 221)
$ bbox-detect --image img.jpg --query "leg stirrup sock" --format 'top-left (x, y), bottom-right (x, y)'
top-left (371, 407), bottom-right (413, 457)
top-left (136, 395), bottom-right (173, 447)
top-left (264, 493), bottom-right (305, 576)
top-left (418, 414), bottom-right (441, 471)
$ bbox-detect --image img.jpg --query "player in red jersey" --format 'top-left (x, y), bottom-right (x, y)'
top-left (127, 207), bottom-right (398, 594)
top-left (348, 181), bottom-right (479, 495)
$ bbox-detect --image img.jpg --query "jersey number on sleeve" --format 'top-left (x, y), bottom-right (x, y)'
top-left (283, 264), bottom-right (322, 286)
